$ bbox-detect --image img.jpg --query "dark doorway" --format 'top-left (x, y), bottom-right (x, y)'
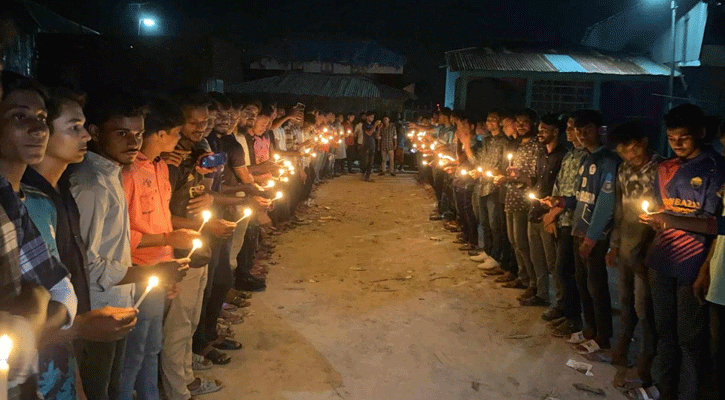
top-left (465, 77), bottom-right (526, 118)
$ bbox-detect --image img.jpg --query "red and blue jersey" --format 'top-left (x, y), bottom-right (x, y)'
top-left (645, 150), bottom-right (725, 282)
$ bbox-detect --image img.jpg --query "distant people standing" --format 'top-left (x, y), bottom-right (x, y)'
top-left (378, 116), bottom-right (397, 176)
top-left (361, 112), bottom-right (379, 182)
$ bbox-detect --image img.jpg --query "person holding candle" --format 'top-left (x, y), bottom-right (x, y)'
top-left (524, 114), bottom-right (567, 308)
top-left (118, 96), bottom-right (200, 400)
top-left (638, 104), bottom-right (725, 400)
top-left (604, 122), bottom-right (663, 390)
top-left (541, 109), bottom-right (619, 352)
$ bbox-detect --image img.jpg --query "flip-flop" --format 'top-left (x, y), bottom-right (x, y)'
top-left (189, 377), bottom-right (224, 396)
top-left (201, 348), bottom-right (231, 365)
top-left (213, 338), bottom-right (242, 351)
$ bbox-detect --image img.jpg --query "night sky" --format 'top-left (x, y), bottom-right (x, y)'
top-left (31, 0), bottom-right (640, 100)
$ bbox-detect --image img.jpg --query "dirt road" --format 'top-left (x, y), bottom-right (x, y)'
top-left (205, 173), bottom-right (626, 400)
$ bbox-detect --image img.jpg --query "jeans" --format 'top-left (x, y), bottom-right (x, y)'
top-left (649, 269), bottom-right (708, 400)
top-left (506, 211), bottom-right (533, 287)
top-left (556, 227), bottom-right (581, 322)
top-left (380, 149), bottom-right (395, 173)
top-left (480, 195), bottom-right (513, 271)
top-left (118, 290), bottom-right (164, 400)
top-left (77, 338), bottom-right (126, 400)
top-left (574, 237), bottom-right (613, 344)
top-left (612, 263), bottom-right (655, 384)
top-left (454, 183), bottom-right (477, 245)
top-left (528, 221), bottom-right (559, 303)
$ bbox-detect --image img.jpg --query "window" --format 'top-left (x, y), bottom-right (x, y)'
top-left (531, 80), bottom-right (594, 114)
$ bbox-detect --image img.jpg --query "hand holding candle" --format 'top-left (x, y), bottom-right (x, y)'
top-left (133, 276), bottom-right (159, 309)
top-left (186, 239), bottom-right (202, 258)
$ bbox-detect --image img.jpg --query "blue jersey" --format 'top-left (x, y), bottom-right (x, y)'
top-left (566, 146), bottom-right (620, 241)
top-left (645, 150), bottom-right (725, 282)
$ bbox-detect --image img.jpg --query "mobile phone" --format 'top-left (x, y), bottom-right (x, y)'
top-left (199, 153), bottom-right (227, 169)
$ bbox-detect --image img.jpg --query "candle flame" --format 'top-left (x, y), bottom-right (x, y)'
top-left (460, 169), bottom-right (468, 176)
top-left (477, 167), bottom-right (483, 173)
top-left (148, 276), bottom-right (159, 289)
top-left (201, 210), bottom-right (212, 223)
top-left (486, 171), bottom-right (493, 177)
top-left (642, 200), bottom-right (650, 213)
top-left (266, 180), bottom-right (275, 188)
top-left (528, 192), bottom-right (537, 200)
top-left (192, 239), bottom-right (202, 250)
top-left (507, 153), bottom-right (513, 160)
top-left (244, 208), bottom-right (252, 217)
top-left (0, 334), bottom-right (11, 363)
top-left (275, 191), bottom-right (283, 200)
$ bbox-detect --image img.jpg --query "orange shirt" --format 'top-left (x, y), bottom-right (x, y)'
top-left (122, 152), bottom-right (174, 266)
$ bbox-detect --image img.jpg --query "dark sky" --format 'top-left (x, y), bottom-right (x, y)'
top-left (31, 0), bottom-right (637, 99)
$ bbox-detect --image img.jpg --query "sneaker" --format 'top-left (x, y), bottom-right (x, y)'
top-left (541, 307), bottom-right (565, 321)
top-left (470, 252), bottom-right (490, 262)
top-left (495, 272), bottom-right (517, 283)
top-left (192, 354), bottom-right (213, 371)
top-left (547, 316), bottom-right (568, 328)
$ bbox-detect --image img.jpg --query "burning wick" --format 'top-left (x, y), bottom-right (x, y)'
top-left (507, 153), bottom-right (513, 167)
top-left (281, 177), bottom-right (289, 182)
top-left (279, 168), bottom-right (286, 175)
top-left (413, 144), bottom-right (418, 148)
top-left (266, 180), bottom-right (276, 189)
top-left (460, 169), bottom-right (468, 176)
top-left (273, 154), bottom-right (280, 161)
top-left (186, 239), bottom-right (202, 258)
top-left (311, 153), bottom-right (317, 158)
top-left (641, 200), bottom-right (651, 215)
top-left (283, 160), bottom-right (292, 167)
top-left (407, 132), bottom-right (413, 138)
top-left (528, 192), bottom-right (540, 201)
top-left (477, 167), bottom-right (483, 173)
top-left (323, 128), bottom-right (328, 133)
top-left (486, 171), bottom-right (494, 178)
top-left (430, 144), bottom-right (435, 150)
top-left (438, 160), bottom-right (445, 166)
top-left (273, 191), bottom-right (284, 201)
top-left (198, 210), bottom-right (212, 232)
top-left (422, 161), bottom-right (428, 166)
top-left (236, 208), bottom-right (253, 223)
top-left (134, 276), bottom-right (159, 309)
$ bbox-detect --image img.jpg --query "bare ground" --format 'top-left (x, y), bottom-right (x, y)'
top-left (205, 173), bottom-right (628, 400)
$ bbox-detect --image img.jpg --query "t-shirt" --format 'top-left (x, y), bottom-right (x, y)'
top-left (252, 132), bottom-right (272, 164)
top-left (645, 150), bottom-right (725, 282)
top-left (220, 133), bottom-right (250, 184)
top-left (362, 123), bottom-right (377, 150)
top-left (706, 191), bottom-right (725, 306)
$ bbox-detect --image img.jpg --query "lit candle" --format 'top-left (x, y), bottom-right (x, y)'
top-left (187, 239), bottom-right (202, 258)
top-left (266, 180), bottom-right (276, 189)
top-left (507, 153), bottom-right (513, 167)
top-left (438, 160), bottom-right (444, 166)
top-left (477, 167), bottom-right (483, 173)
top-left (347, 130), bottom-right (352, 134)
top-left (279, 168), bottom-right (286, 175)
top-left (134, 276), bottom-right (159, 309)
top-left (281, 176), bottom-right (289, 182)
top-left (236, 208), bottom-right (253, 223)
top-left (0, 334), bottom-right (11, 400)
top-left (413, 144), bottom-right (418, 148)
top-left (311, 153), bottom-right (317, 158)
top-left (528, 192), bottom-right (539, 201)
top-left (198, 210), bottom-right (212, 233)
top-left (273, 191), bottom-right (284, 201)
top-left (429, 144), bottom-right (435, 150)
top-left (273, 154), bottom-right (280, 162)
top-left (283, 160), bottom-right (292, 167)
top-left (486, 171), bottom-right (494, 178)
top-left (422, 161), bottom-right (428, 166)
top-left (641, 200), bottom-right (650, 215)
top-left (460, 169), bottom-right (468, 176)
top-left (407, 132), bottom-right (413, 138)
top-left (323, 128), bottom-right (328, 133)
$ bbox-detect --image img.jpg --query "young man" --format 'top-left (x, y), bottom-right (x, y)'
top-left (118, 97), bottom-right (200, 400)
top-left (344, 113), bottom-right (356, 173)
top-left (606, 122), bottom-right (662, 389)
top-left (547, 117), bottom-right (587, 336)
top-left (525, 114), bottom-right (566, 308)
top-left (0, 72), bottom-right (77, 399)
top-left (69, 92), bottom-right (185, 400)
top-left (22, 88), bottom-right (143, 399)
top-left (378, 116), bottom-right (397, 176)
top-left (360, 112), bottom-right (379, 182)
top-left (544, 109), bottom-right (618, 350)
top-left (640, 104), bottom-right (725, 400)
top-left (495, 109), bottom-right (543, 298)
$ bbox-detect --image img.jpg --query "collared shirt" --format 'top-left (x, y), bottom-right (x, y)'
top-left (0, 174), bottom-right (75, 316)
top-left (22, 167), bottom-right (91, 315)
top-left (271, 126), bottom-right (287, 151)
top-left (69, 152), bottom-right (135, 309)
top-left (646, 150), bottom-right (725, 282)
top-left (505, 138), bottom-right (544, 213)
top-left (379, 124), bottom-right (397, 152)
top-left (533, 144), bottom-right (567, 198)
top-left (568, 146), bottom-right (620, 241)
top-left (610, 153), bottom-right (663, 268)
top-left (476, 134), bottom-right (508, 197)
top-left (0, 203), bottom-right (22, 302)
top-left (122, 153), bottom-right (175, 266)
top-left (552, 147), bottom-right (587, 227)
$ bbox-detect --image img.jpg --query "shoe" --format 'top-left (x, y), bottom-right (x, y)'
top-left (551, 321), bottom-right (577, 338)
top-left (502, 278), bottom-right (527, 289)
top-left (189, 377), bottom-right (223, 396)
top-left (470, 252), bottom-right (490, 262)
top-left (429, 215), bottom-right (443, 221)
top-left (516, 286), bottom-right (537, 301)
top-left (484, 267), bottom-right (505, 276)
top-left (541, 307), bottom-right (565, 321)
top-left (235, 275), bottom-right (266, 292)
top-left (495, 272), bottom-right (517, 283)
top-left (453, 238), bottom-right (467, 244)
top-left (458, 244), bottom-right (475, 251)
top-left (467, 250), bottom-right (481, 256)
top-left (192, 354), bottom-right (213, 371)
top-left (520, 296), bottom-right (550, 307)
top-left (547, 316), bottom-right (568, 328)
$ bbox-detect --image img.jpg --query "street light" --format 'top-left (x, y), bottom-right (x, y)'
top-left (142, 18), bottom-right (156, 27)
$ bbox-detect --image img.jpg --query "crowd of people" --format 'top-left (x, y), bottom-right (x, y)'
top-left (412, 106), bottom-right (725, 399)
top-left (0, 64), bottom-right (410, 400)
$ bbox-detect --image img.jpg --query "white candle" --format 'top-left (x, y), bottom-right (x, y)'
top-left (528, 192), bottom-right (539, 201)
top-left (198, 210), bottom-right (212, 233)
top-left (507, 153), bottom-right (513, 167)
top-left (236, 208), bottom-right (253, 224)
top-left (0, 334), bottom-right (10, 400)
top-left (133, 276), bottom-right (159, 309)
top-left (187, 239), bottom-right (202, 258)
top-left (273, 191), bottom-right (284, 201)
top-left (266, 180), bottom-right (276, 189)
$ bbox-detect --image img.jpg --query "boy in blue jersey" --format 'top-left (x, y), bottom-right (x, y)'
top-left (640, 104), bottom-right (725, 400)
top-left (543, 109), bottom-right (619, 350)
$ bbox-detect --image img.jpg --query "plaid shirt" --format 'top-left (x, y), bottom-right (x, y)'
top-left (0, 204), bottom-right (22, 302)
top-left (0, 174), bottom-right (69, 295)
top-left (552, 147), bottom-right (587, 227)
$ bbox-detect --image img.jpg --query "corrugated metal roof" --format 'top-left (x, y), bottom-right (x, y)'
top-left (445, 48), bottom-right (678, 76)
top-left (227, 73), bottom-right (411, 100)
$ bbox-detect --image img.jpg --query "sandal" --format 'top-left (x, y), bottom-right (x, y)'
top-left (201, 347), bottom-right (231, 365)
top-left (623, 386), bottom-right (660, 400)
top-left (213, 338), bottom-right (242, 351)
top-left (228, 296), bottom-right (251, 309)
top-left (189, 377), bottom-right (224, 396)
top-left (192, 353), bottom-right (213, 371)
